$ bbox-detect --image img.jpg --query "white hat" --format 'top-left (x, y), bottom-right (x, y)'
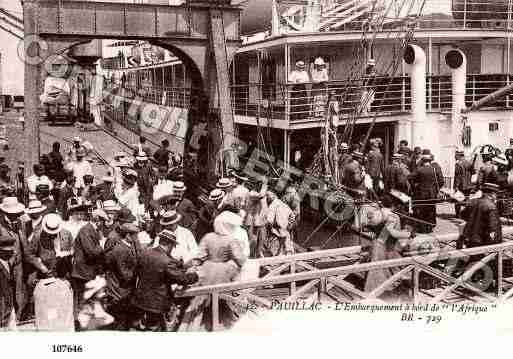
top-left (103, 200), bottom-right (120, 212)
top-left (314, 57), bottom-right (325, 66)
top-left (135, 152), bottom-right (148, 161)
top-left (26, 200), bottom-right (47, 215)
top-left (0, 197), bottom-right (25, 214)
top-left (368, 58), bottom-right (376, 66)
top-left (295, 60), bottom-right (305, 69)
top-left (209, 189), bottom-right (225, 201)
top-left (173, 181), bottom-right (187, 192)
top-left (340, 142), bottom-right (349, 150)
top-left (72, 136), bottom-right (81, 142)
top-left (42, 214), bottom-right (63, 235)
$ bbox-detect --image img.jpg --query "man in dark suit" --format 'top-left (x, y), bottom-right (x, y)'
top-left (153, 139), bottom-right (171, 169)
top-left (0, 235), bottom-right (16, 328)
top-left (457, 182), bottom-right (502, 291)
top-left (71, 208), bottom-right (105, 324)
top-left (132, 230), bottom-right (198, 331)
top-left (408, 154), bottom-right (445, 233)
top-left (454, 150), bottom-right (474, 218)
top-left (366, 139), bottom-right (384, 195)
top-left (384, 153), bottom-right (410, 194)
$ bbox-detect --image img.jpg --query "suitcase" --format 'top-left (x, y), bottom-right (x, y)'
top-left (34, 278), bottom-right (74, 331)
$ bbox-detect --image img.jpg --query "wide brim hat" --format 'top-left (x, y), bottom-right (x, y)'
top-left (421, 154), bottom-right (432, 161)
top-left (135, 153), bottom-right (149, 161)
top-left (295, 60), bottom-right (305, 69)
top-left (216, 178), bottom-right (234, 189)
top-left (26, 200), bottom-right (47, 215)
top-left (42, 214), bottom-right (63, 235)
top-left (160, 210), bottom-right (182, 226)
top-left (158, 229), bottom-right (178, 245)
top-left (340, 143), bottom-right (349, 150)
top-left (367, 58), bottom-right (376, 66)
top-left (352, 151), bottom-right (364, 159)
top-left (392, 153), bottom-right (403, 160)
top-left (119, 223), bottom-right (139, 234)
top-left (116, 208), bottom-right (136, 224)
top-left (173, 181), bottom-right (187, 192)
top-left (209, 189), bottom-right (225, 201)
top-left (103, 200), bottom-right (120, 212)
top-left (0, 197), bottom-right (25, 214)
top-left (159, 194), bottom-right (179, 206)
top-left (114, 151), bottom-right (126, 159)
top-left (455, 150), bottom-right (465, 156)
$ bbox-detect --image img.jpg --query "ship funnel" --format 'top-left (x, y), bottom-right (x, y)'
top-left (403, 44), bottom-right (426, 148)
top-left (445, 49), bottom-right (467, 126)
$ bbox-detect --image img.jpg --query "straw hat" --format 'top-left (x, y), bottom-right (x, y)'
top-left (216, 178), bottom-right (234, 189)
top-left (482, 182), bottom-right (500, 193)
top-left (42, 213), bottom-right (63, 235)
top-left (173, 181), bottom-right (187, 193)
top-left (116, 207), bottom-right (136, 224)
top-left (160, 210), bottom-right (182, 226)
top-left (295, 60), bottom-right (306, 69)
top-left (208, 189), bottom-right (225, 202)
top-left (368, 58), bottom-right (376, 66)
top-left (26, 200), bottom-right (47, 215)
top-left (135, 152), bottom-right (148, 161)
top-left (73, 136), bottom-right (81, 143)
top-left (158, 229), bottom-right (177, 245)
top-left (0, 197), bottom-right (25, 214)
top-left (103, 200), bottom-right (120, 212)
top-left (119, 223), bottom-right (139, 235)
top-left (340, 142), bottom-right (349, 150)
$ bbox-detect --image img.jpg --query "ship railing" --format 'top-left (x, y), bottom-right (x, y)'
top-left (177, 240), bottom-right (513, 331)
top-left (231, 73), bottom-right (513, 124)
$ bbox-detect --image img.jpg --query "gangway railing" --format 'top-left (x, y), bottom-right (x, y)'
top-left (178, 241), bottom-right (513, 331)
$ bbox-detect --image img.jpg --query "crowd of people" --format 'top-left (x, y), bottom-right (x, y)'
top-left (0, 134), bottom-right (301, 331)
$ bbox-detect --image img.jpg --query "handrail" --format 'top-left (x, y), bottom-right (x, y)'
top-left (178, 241), bottom-right (513, 297)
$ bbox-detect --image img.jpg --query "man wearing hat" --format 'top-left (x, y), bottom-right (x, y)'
top-left (159, 210), bottom-right (199, 266)
top-left (115, 169), bottom-right (140, 218)
top-left (71, 204), bottom-right (105, 322)
top-left (65, 136), bottom-right (82, 163)
top-left (25, 200), bottom-right (47, 240)
top-left (367, 138), bottom-right (384, 196)
top-left (342, 151), bottom-right (366, 194)
top-left (62, 197), bottom-right (89, 240)
top-left (244, 188), bottom-right (268, 258)
top-left (217, 177), bottom-right (236, 210)
top-left (172, 182), bottom-right (198, 233)
top-left (57, 173), bottom-right (79, 220)
top-left (408, 152), bottom-right (445, 233)
top-left (0, 235), bottom-right (17, 328)
top-left (153, 139), bottom-right (171, 169)
top-left (384, 153), bottom-right (410, 195)
top-left (132, 136), bottom-right (152, 160)
top-left (132, 229), bottom-right (198, 331)
top-left (46, 141), bottom-right (65, 183)
top-left (0, 197), bottom-right (27, 321)
top-left (289, 60), bottom-right (310, 121)
top-left (196, 189), bottom-right (225, 240)
top-left (454, 150), bottom-right (474, 218)
top-left (477, 151), bottom-right (498, 189)
top-left (95, 174), bottom-right (116, 203)
top-left (27, 164), bottom-right (53, 200)
top-left (134, 151), bottom-right (156, 208)
top-left (104, 222), bottom-right (141, 330)
top-left (104, 207), bottom-right (136, 252)
top-left (265, 187), bottom-right (294, 256)
top-left (361, 59), bottom-right (377, 114)
top-left (36, 184), bottom-right (57, 214)
top-left (25, 213), bottom-right (74, 286)
top-left (457, 182), bottom-right (502, 290)
top-left (70, 147), bottom-right (93, 190)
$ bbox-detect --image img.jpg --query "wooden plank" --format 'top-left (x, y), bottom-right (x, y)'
top-left (367, 265), bottom-right (415, 299)
top-left (286, 279), bottom-right (320, 302)
top-left (256, 246), bottom-right (363, 266)
top-left (262, 263), bottom-right (290, 278)
top-left (212, 292), bottom-right (220, 331)
top-left (238, 292), bottom-right (273, 309)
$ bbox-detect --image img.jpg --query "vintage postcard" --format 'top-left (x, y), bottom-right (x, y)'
top-left (1, 0), bottom-right (513, 356)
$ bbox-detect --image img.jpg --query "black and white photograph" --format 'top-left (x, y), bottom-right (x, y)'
top-left (2, 0), bottom-right (513, 355)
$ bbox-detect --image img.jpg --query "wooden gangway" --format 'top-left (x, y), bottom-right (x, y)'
top-left (178, 229), bottom-right (513, 331)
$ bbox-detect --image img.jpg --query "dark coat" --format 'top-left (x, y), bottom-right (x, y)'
top-left (0, 262), bottom-right (14, 327)
top-left (0, 217), bottom-right (27, 320)
top-left (105, 238), bottom-right (140, 302)
top-left (57, 185), bottom-right (79, 220)
top-left (384, 162), bottom-right (410, 194)
top-left (135, 164), bottom-right (156, 205)
top-left (454, 159), bottom-right (474, 192)
top-left (132, 246), bottom-right (198, 314)
top-left (72, 223), bottom-right (104, 281)
top-left (478, 162), bottom-right (498, 187)
top-left (409, 163), bottom-right (445, 200)
top-left (461, 194), bottom-right (502, 247)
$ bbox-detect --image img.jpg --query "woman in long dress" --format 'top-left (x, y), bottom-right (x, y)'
top-left (178, 210), bottom-right (248, 331)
